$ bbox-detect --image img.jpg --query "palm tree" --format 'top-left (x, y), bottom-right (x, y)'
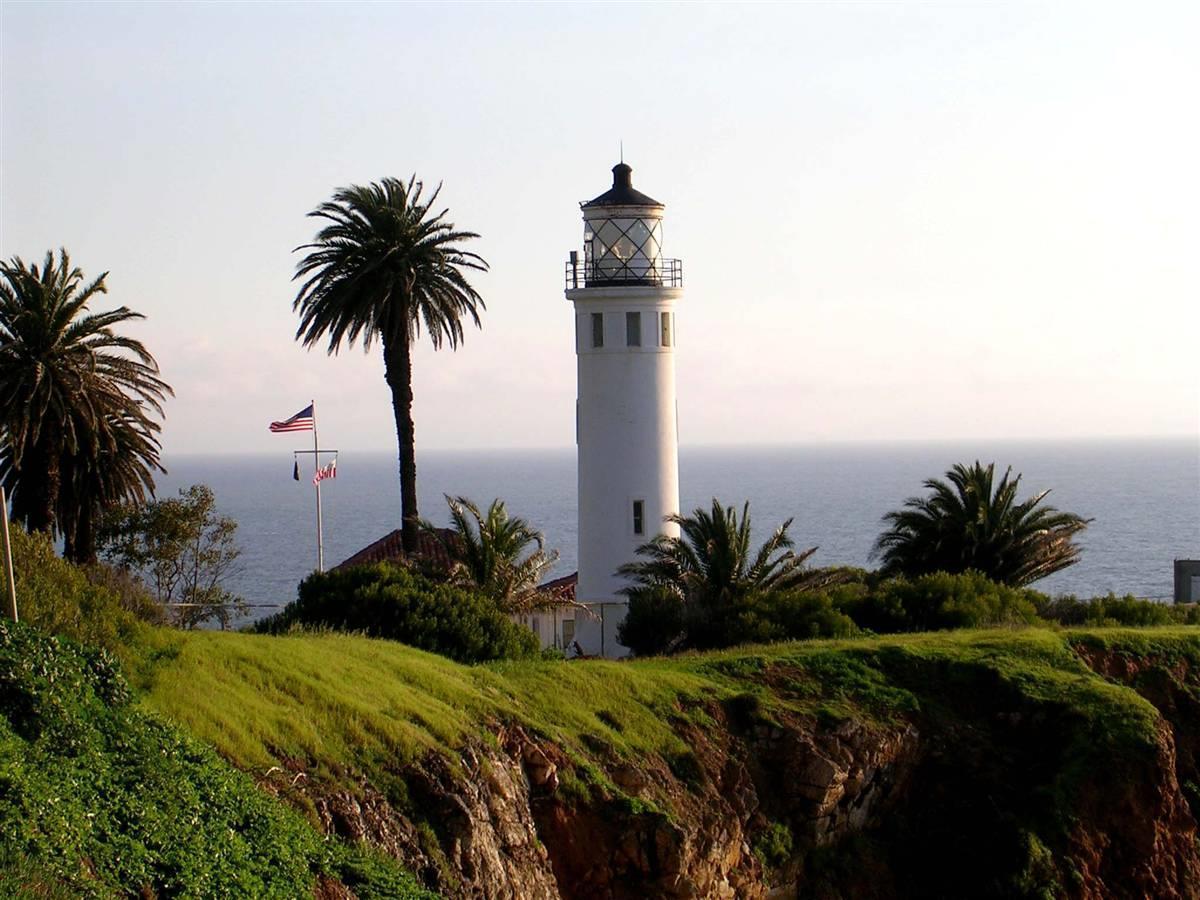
top-left (0, 250), bottom-right (170, 536)
top-left (428, 495), bottom-right (559, 611)
top-left (293, 177), bottom-right (487, 553)
top-left (872, 460), bottom-right (1090, 586)
top-left (618, 499), bottom-right (827, 613)
top-left (58, 404), bottom-right (164, 563)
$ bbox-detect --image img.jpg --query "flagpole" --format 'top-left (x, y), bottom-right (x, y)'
top-left (312, 399), bottom-right (324, 572)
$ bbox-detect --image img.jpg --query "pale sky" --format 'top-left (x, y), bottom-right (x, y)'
top-left (2, 1), bottom-right (1197, 455)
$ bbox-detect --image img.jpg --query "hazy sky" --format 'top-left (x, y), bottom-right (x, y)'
top-left (2, 1), bottom-right (1197, 455)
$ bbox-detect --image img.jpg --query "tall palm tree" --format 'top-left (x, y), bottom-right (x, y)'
top-left (0, 250), bottom-right (170, 536)
top-left (428, 495), bottom-right (559, 612)
top-left (618, 499), bottom-right (826, 613)
top-left (872, 460), bottom-right (1090, 586)
top-left (293, 177), bottom-right (487, 553)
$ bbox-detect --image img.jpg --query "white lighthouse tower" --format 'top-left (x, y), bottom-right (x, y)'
top-left (566, 161), bottom-right (682, 657)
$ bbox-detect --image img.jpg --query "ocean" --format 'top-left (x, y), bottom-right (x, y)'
top-left (155, 439), bottom-right (1199, 625)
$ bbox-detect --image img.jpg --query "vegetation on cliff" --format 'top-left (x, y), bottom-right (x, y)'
top-left (130, 624), bottom-right (1200, 898)
top-left (136, 625), bottom-right (1167, 786)
top-left (5, 527), bottom-right (1198, 898)
top-left (255, 562), bottom-right (541, 663)
top-left (0, 620), bottom-right (435, 898)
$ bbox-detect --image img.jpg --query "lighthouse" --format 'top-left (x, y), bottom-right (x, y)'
top-left (566, 162), bottom-right (682, 657)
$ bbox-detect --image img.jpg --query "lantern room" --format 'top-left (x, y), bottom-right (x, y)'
top-left (565, 162), bottom-right (682, 289)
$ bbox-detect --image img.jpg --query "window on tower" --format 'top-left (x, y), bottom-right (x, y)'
top-left (660, 311), bottom-right (672, 347)
top-left (632, 500), bottom-right (645, 535)
top-left (591, 312), bottom-right (604, 348)
top-left (626, 311), bottom-right (641, 347)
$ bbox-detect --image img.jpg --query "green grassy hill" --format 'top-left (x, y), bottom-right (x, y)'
top-left (129, 625), bottom-right (1200, 898)
top-left (0, 621), bottom-right (435, 899)
top-left (138, 626), bottom-right (1172, 783)
top-left (7, 600), bottom-right (1200, 898)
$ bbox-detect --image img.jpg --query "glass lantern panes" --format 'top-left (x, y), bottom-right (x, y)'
top-left (588, 216), bottom-right (663, 284)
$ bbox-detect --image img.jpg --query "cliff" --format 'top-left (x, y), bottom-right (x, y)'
top-left (135, 627), bottom-right (1200, 899)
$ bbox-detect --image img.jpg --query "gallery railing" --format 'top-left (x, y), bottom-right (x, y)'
top-left (564, 258), bottom-right (682, 289)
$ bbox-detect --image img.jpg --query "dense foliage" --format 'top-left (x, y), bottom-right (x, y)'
top-left (619, 563), bottom-right (1199, 656)
top-left (6, 523), bottom-right (152, 659)
top-left (1035, 593), bottom-right (1200, 627)
top-left (617, 499), bottom-right (844, 653)
top-left (258, 562), bottom-right (540, 663)
top-left (427, 495), bottom-right (559, 611)
top-left (0, 620), bottom-right (435, 898)
top-left (293, 177), bottom-right (487, 553)
top-left (99, 483), bottom-right (247, 629)
top-left (619, 586), bottom-right (856, 656)
top-left (833, 570), bottom-right (1043, 633)
top-left (873, 461), bottom-right (1090, 586)
top-left (0, 249), bottom-right (170, 560)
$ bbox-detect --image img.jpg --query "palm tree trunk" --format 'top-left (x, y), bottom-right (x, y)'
top-left (384, 335), bottom-right (419, 554)
top-left (65, 502), bottom-right (97, 566)
top-left (14, 447), bottom-right (59, 536)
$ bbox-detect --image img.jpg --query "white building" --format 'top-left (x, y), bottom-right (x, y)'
top-left (565, 162), bottom-right (683, 657)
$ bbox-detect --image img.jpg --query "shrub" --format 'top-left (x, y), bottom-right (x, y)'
top-left (1035, 594), bottom-right (1200, 627)
top-left (753, 821), bottom-right (795, 869)
top-left (82, 562), bottom-right (165, 625)
top-left (257, 562), bottom-right (540, 663)
top-left (6, 523), bottom-right (151, 657)
top-left (0, 620), bottom-right (433, 898)
top-left (834, 571), bottom-right (1043, 633)
top-left (618, 586), bottom-right (856, 656)
top-left (715, 591), bottom-right (857, 647)
top-left (617, 587), bottom-right (685, 656)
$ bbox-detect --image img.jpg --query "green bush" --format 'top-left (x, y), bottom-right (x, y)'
top-left (834, 570), bottom-right (1043, 633)
top-left (618, 586), bottom-right (856, 656)
top-left (258, 562), bottom-right (540, 663)
top-left (716, 591), bottom-right (857, 647)
top-left (1035, 593), bottom-right (1200, 627)
top-left (0, 620), bottom-right (434, 898)
top-left (617, 586), bottom-right (685, 656)
top-left (6, 523), bottom-right (153, 658)
top-left (753, 821), bottom-right (795, 869)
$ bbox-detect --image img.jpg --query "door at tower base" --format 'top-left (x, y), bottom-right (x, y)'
top-left (574, 601), bottom-right (630, 658)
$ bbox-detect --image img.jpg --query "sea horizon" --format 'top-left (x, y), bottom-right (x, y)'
top-left (147, 437), bottom-right (1199, 624)
top-left (164, 433), bottom-right (1200, 459)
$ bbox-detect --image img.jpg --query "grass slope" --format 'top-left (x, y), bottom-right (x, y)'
top-left (138, 626), bottom-right (1182, 794)
top-left (0, 621), bottom-right (436, 900)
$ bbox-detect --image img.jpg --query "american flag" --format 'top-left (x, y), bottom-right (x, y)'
top-left (313, 458), bottom-right (337, 486)
top-left (269, 404), bottom-right (314, 433)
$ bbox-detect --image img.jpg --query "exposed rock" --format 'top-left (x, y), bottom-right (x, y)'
top-left (1065, 719), bottom-right (1200, 899)
top-left (263, 649), bottom-right (1200, 900)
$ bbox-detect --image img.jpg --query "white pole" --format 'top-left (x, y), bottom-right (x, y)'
top-left (312, 399), bottom-right (324, 572)
top-left (0, 485), bottom-right (17, 622)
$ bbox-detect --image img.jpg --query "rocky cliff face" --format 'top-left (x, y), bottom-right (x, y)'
top-left (268, 640), bottom-right (1200, 900)
top-left (1071, 643), bottom-right (1200, 898)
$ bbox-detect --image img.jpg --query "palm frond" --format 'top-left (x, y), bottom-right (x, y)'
top-left (873, 460), bottom-right (1091, 586)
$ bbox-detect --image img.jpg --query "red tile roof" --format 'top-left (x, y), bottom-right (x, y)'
top-left (538, 571), bottom-right (577, 602)
top-left (331, 527), bottom-right (460, 573)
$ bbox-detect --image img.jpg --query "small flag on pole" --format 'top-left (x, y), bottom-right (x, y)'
top-left (269, 404), bottom-right (315, 433)
top-left (292, 460), bottom-right (300, 481)
top-left (313, 459), bottom-right (337, 486)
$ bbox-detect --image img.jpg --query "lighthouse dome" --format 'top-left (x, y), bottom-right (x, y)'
top-left (576, 162), bottom-right (673, 286)
top-left (582, 162), bottom-right (663, 209)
